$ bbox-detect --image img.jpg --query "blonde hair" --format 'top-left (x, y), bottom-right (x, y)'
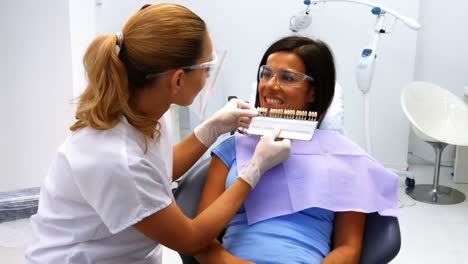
top-left (71, 3), bottom-right (206, 142)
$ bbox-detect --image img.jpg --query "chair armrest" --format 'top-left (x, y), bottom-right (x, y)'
top-left (173, 158), bottom-right (214, 264)
top-left (359, 213), bottom-right (401, 264)
top-left (173, 159), bottom-right (211, 218)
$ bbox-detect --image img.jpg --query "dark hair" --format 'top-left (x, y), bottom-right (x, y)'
top-left (256, 36), bottom-right (336, 127)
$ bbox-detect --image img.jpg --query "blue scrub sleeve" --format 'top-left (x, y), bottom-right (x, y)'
top-left (211, 136), bottom-right (236, 168)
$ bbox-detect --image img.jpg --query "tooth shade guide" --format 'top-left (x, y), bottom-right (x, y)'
top-left (256, 107), bottom-right (318, 121)
top-left (250, 107), bottom-right (318, 141)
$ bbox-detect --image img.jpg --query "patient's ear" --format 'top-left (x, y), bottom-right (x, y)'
top-left (306, 87), bottom-right (315, 103)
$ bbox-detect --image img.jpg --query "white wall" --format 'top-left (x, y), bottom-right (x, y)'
top-left (69, 0), bottom-right (97, 97)
top-left (94, 0), bottom-right (419, 169)
top-left (0, 0), bottom-right (75, 192)
top-left (410, 0), bottom-right (468, 166)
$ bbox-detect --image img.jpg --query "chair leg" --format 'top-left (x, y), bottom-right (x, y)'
top-left (406, 142), bottom-right (466, 204)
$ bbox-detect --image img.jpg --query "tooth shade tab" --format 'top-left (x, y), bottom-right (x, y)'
top-left (270, 108), bottom-right (284, 118)
top-left (296, 110), bottom-right (305, 120)
top-left (256, 107), bottom-right (268, 116)
top-left (284, 109), bottom-right (296, 119)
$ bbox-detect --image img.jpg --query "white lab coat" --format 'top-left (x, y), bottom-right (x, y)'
top-left (26, 112), bottom-right (175, 264)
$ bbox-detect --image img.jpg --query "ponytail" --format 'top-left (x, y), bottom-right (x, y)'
top-left (70, 3), bottom-right (206, 143)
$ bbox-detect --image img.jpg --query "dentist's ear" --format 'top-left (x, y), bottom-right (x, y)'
top-left (169, 69), bottom-right (185, 96)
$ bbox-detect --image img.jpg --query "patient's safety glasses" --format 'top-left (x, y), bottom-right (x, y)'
top-left (145, 52), bottom-right (218, 80)
top-left (258, 65), bottom-right (314, 88)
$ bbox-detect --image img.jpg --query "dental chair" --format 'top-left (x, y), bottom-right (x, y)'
top-left (173, 83), bottom-right (401, 264)
top-left (174, 158), bottom-right (401, 264)
top-left (401, 81), bottom-right (468, 204)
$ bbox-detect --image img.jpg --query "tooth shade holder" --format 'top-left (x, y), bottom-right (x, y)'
top-left (246, 116), bottom-right (318, 141)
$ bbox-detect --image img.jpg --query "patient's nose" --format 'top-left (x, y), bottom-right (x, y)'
top-left (265, 75), bottom-right (281, 91)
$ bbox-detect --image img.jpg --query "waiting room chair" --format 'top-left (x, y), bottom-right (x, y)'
top-left (401, 81), bottom-right (468, 204)
top-left (173, 158), bottom-right (401, 264)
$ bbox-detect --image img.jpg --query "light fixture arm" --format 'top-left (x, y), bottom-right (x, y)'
top-left (304, 0), bottom-right (421, 30)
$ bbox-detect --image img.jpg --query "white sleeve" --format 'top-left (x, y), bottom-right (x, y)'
top-left (72, 143), bottom-right (173, 234)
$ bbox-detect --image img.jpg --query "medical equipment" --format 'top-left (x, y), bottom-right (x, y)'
top-left (178, 89), bottom-right (400, 262)
top-left (289, 5), bottom-right (312, 33)
top-left (240, 82), bottom-right (344, 140)
top-left (245, 108), bottom-right (318, 140)
top-left (189, 50), bottom-right (227, 121)
top-left (200, 50), bottom-right (227, 120)
top-left (174, 158), bottom-right (401, 264)
top-left (290, 0), bottom-right (421, 154)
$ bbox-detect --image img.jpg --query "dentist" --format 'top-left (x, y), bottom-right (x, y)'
top-left (26, 3), bottom-right (290, 264)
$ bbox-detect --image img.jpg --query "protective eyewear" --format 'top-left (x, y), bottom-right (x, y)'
top-left (145, 52), bottom-right (218, 80)
top-left (189, 50), bottom-right (227, 121)
top-left (258, 65), bottom-right (314, 88)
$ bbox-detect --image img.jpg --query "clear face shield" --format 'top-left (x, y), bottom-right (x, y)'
top-left (145, 50), bottom-right (227, 131)
top-left (188, 50), bottom-right (227, 122)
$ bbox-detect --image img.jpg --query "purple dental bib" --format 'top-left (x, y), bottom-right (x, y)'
top-left (235, 130), bottom-right (399, 225)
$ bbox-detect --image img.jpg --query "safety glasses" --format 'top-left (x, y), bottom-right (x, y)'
top-left (145, 52), bottom-right (218, 80)
top-left (258, 65), bottom-right (314, 88)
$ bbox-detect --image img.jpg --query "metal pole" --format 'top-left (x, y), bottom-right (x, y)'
top-left (430, 142), bottom-right (447, 195)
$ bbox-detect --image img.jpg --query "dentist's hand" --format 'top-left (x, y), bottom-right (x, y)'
top-left (239, 127), bottom-right (291, 188)
top-left (194, 99), bottom-right (258, 147)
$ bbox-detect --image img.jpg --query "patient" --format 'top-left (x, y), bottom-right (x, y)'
top-left (194, 36), bottom-right (398, 264)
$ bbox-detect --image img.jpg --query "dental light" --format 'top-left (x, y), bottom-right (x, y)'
top-left (290, 0), bottom-right (421, 154)
top-left (290, 0), bottom-right (420, 33)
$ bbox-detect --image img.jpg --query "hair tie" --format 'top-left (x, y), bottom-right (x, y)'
top-left (115, 31), bottom-right (124, 55)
